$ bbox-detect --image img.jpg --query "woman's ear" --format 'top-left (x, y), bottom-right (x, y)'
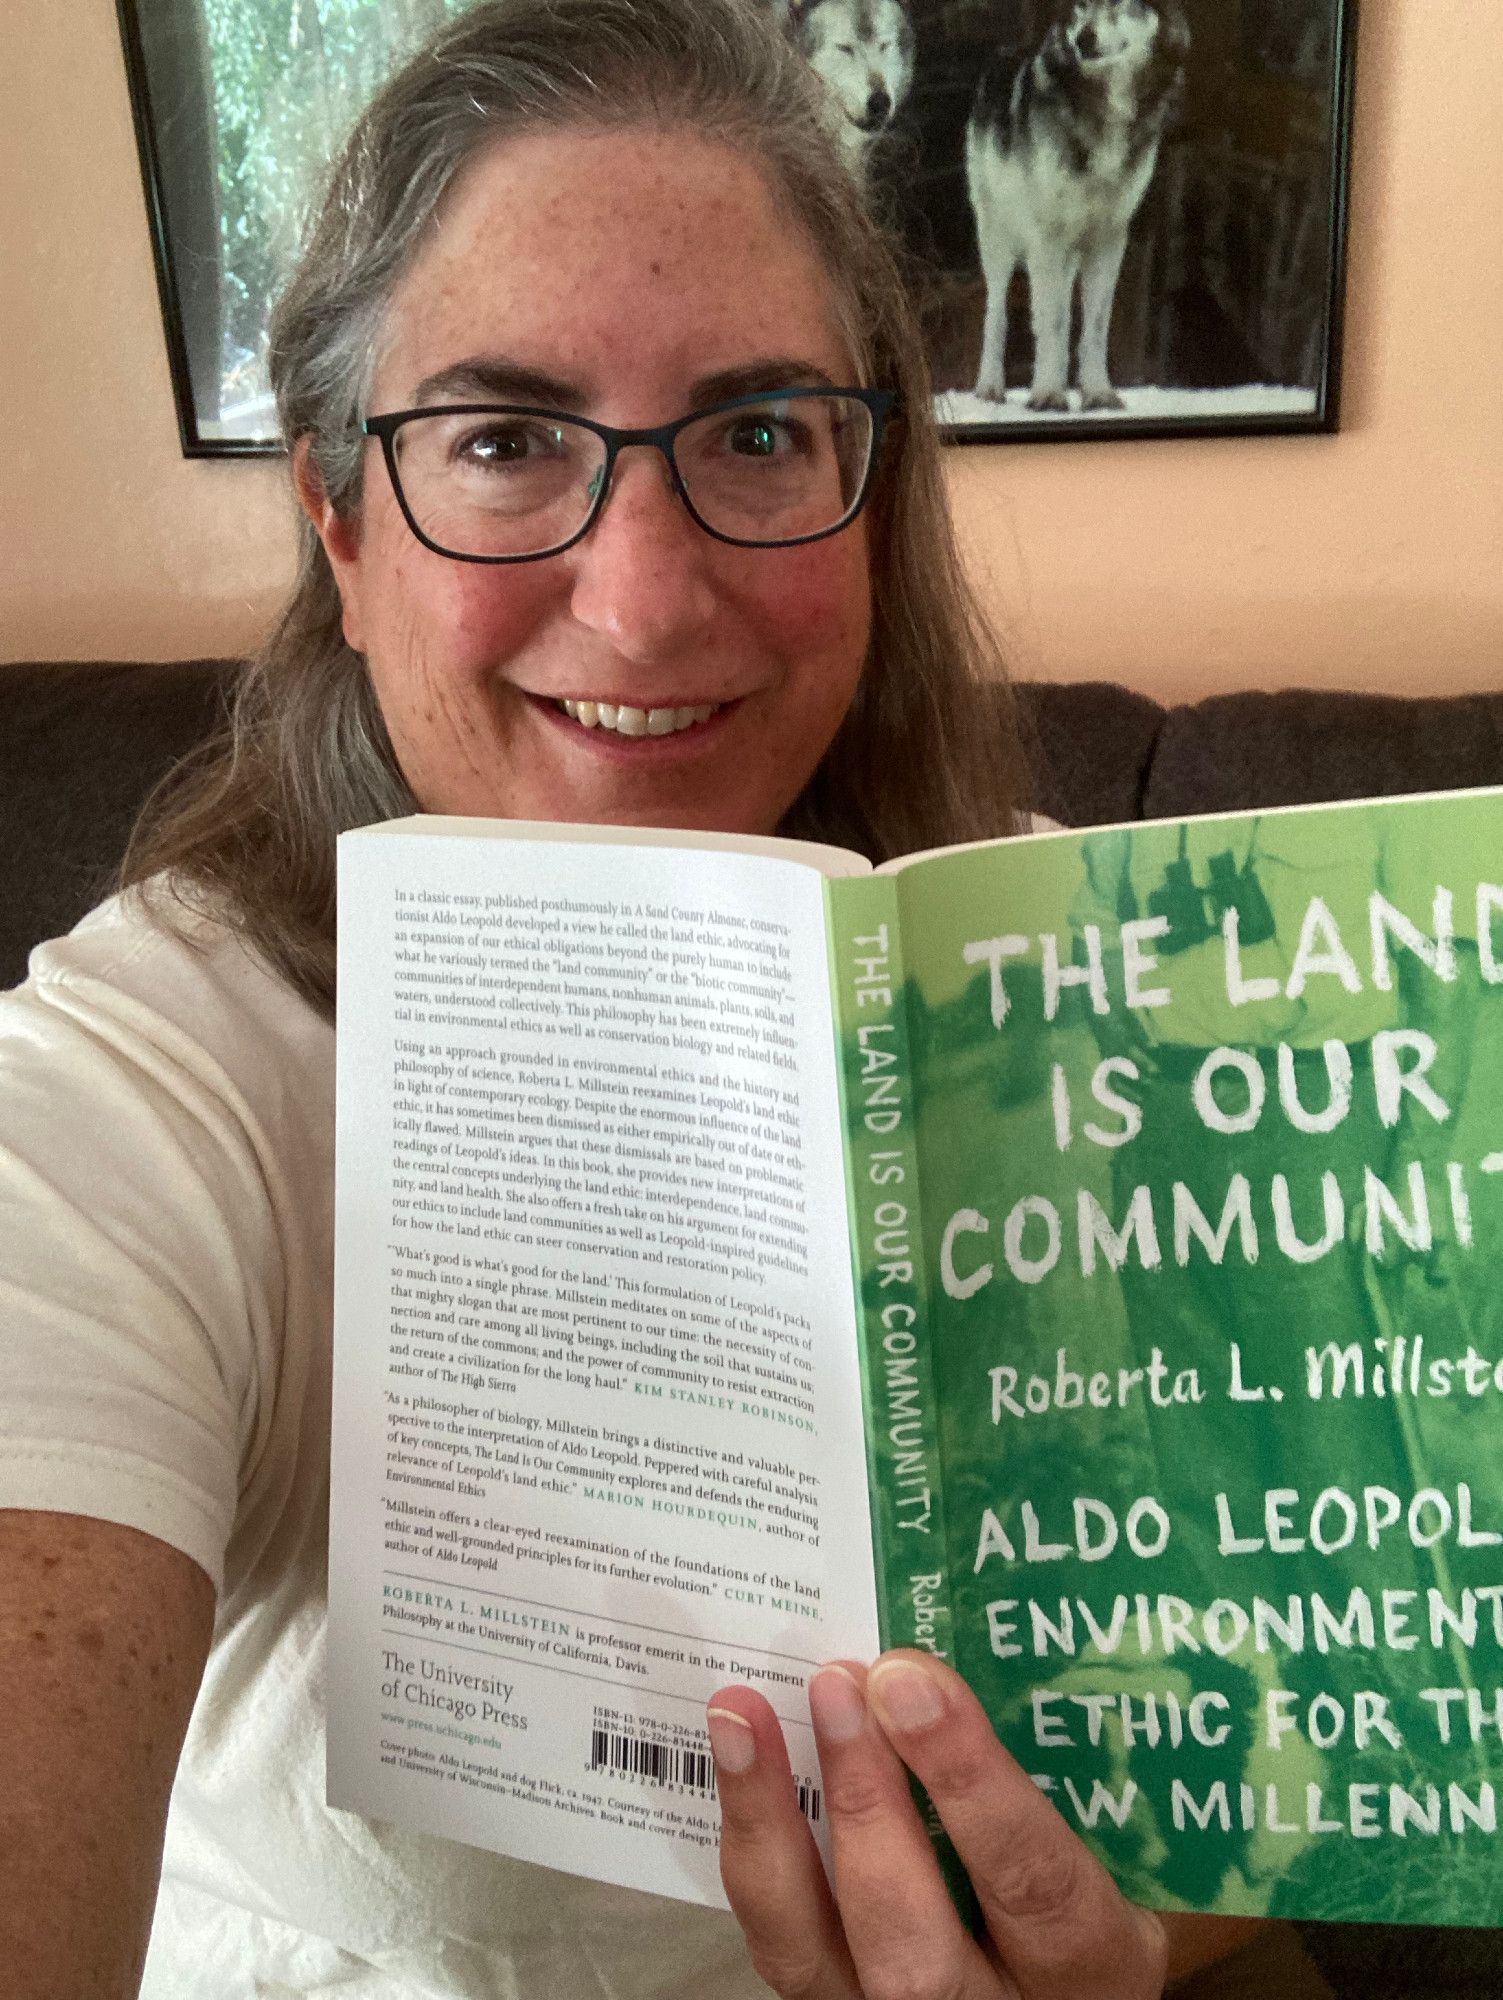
top-left (292, 436), bottom-right (366, 653)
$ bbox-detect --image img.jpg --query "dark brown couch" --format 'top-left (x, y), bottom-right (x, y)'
top-left (3, 657), bottom-right (1502, 1996)
top-left (4, 658), bottom-right (1503, 993)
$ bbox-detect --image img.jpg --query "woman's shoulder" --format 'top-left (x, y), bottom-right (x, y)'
top-left (25, 875), bottom-right (319, 1016)
top-left (28, 873), bottom-right (256, 977)
top-left (8, 877), bottom-right (333, 1116)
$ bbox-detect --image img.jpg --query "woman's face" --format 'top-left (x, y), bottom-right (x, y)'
top-left (301, 125), bottom-right (874, 836)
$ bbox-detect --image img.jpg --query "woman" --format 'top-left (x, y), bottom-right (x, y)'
top-left (0, 0), bottom-right (1253, 1992)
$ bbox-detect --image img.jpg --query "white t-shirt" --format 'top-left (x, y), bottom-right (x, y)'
top-left (0, 886), bottom-right (771, 1998)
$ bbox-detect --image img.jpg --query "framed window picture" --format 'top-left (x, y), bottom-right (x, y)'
top-left (118, 0), bottom-right (1355, 456)
top-left (116, 0), bottom-right (458, 455)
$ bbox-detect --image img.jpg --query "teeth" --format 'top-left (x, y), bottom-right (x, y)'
top-left (560, 698), bottom-right (720, 736)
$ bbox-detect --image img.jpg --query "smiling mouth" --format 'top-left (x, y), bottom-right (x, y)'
top-left (553, 697), bottom-right (724, 737)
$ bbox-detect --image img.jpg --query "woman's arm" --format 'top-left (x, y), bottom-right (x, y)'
top-left (711, 1651), bottom-right (1264, 2000)
top-left (0, 1510), bottom-right (215, 2000)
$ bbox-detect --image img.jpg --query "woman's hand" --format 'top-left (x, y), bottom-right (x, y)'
top-left (708, 1650), bottom-right (1168, 2000)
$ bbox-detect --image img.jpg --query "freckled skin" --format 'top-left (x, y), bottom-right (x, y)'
top-left (300, 127), bottom-right (873, 837)
top-left (4, 1511), bottom-right (216, 1991)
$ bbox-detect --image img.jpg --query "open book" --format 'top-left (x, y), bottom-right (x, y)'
top-left (329, 788), bottom-right (1503, 1927)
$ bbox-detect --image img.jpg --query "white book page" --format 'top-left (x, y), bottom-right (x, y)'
top-left (330, 828), bottom-right (879, 1904)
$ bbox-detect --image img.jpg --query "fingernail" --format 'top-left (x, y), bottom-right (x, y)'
top-left (867, 1658), bottom-right (945, 1734)
top-left (707, 1706), bottom-right (756, 1775)
top-left (809, 1663), bottom-right (868, 1744)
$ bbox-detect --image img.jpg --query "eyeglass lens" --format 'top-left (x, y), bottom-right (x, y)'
top-left (387, 394), bottom-right (875, 559)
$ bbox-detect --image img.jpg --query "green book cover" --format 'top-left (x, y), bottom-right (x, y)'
top-left (833, 787), bottom-right (1503, 1926)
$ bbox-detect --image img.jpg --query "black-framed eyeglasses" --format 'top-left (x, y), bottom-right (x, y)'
top-left (360, 386), bottom-right (896, 563)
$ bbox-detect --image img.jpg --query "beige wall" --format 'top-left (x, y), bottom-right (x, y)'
top-left (2, 2), bottom-right (1499, 699)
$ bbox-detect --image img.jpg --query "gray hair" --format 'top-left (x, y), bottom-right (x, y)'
top-left (125, 0), bottom-right (1025, 1014)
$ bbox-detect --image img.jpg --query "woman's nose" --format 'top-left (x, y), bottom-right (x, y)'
top-left (566, 448), bottom-right (718, 663)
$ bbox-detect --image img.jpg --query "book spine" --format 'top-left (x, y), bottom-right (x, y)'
top-left (827, 877), bottom-right (970, 1909)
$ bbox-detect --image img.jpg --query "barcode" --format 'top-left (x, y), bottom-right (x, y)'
top-left (590, 1726), bottom-right (716, 1793)
top-left (587, 1725), bottom-right (822, 1822)
top-left (792, 1777), bottom-right (822, 1821)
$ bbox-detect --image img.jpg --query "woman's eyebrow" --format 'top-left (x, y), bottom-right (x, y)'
top-left (687, 361), bottom-right (840, 408)
top-left (403, 355), bottom-right (840, 414)
top-left (407, 357), bottom-right (586, 407)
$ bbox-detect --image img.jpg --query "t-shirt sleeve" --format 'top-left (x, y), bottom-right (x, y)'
top-left (0, 938), bottom-right (290, 1594)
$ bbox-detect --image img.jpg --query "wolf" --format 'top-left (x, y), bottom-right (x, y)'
top-left (789, 0), bottom-right (916, 179)
top-left (966, 1), bottom-right (1190, 411)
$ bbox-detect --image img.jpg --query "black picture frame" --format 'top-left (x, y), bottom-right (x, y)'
top-left (118, 0), bottom-right (1356, 456)
top-left (117, 0), bottom-right (270, 457)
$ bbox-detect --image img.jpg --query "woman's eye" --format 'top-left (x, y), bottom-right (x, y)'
top-left (723, 412), bottom-right (808, 459)
top-left (728, 419), bottom-right (782, 457)
top-left (456, 420), bottom-right (567, 466)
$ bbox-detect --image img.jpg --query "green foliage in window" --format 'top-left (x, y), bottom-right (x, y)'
top-left (203, 0), bottom-right (472, 404)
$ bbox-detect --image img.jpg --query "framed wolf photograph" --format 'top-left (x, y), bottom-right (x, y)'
top-left (119, 0), bottom-right (1353, 454)
top-left (858, 0), bottom-right (1359, 440)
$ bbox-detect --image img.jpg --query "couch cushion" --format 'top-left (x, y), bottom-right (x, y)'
top-left (1015, 679), bottom-right (1165, 826)
top-left (1142, 688), bottom-right (1503, 818)
top-left (0, 658), bottom-right (231, 989)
